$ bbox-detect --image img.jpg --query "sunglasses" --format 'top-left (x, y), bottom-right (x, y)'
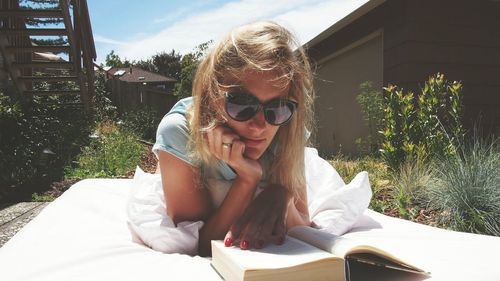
top-left (224, 92), bottom-right (297, 126)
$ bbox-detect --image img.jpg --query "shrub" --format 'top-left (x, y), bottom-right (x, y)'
top-left (380, 73), bottom-right (465, 170)
top-left (428, 137), bottom-right (500, 236)
top-left (66, 121), bottom-right (143, 179)
top-left (356, 81), bottom-right (384, 155)
top-left (120, 106), bottom-right (162, 142)
top-left (94, 70), bottom-right (118, 122)
top-left (0, 90), bottom-right (91, 196)
top-left (379, 85), bottom-right (419, 170)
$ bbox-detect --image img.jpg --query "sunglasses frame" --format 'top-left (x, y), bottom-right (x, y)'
top-left (224, 92), bottom-right (298, 126)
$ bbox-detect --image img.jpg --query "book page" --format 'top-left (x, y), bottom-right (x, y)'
top-left (288, 226), bottom-right (428, 275)
top-left (288, 225), bottom-right (358, 256)
top-left (211, 238), bottom-right (340, 270)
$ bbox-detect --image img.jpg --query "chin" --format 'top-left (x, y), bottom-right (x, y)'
top-left (244, 148), bottom-right (264, 160)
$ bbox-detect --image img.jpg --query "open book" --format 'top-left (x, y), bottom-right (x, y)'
top-left (211, 226), bottom-right (430, 281)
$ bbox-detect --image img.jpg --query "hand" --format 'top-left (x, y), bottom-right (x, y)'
top-left (224, 184), bottom-right (290, 250)
top-left (206, 125), bottom-right (262, 184)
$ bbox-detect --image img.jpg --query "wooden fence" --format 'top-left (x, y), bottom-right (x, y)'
top-left (108, 79), bottom-right (178, 117)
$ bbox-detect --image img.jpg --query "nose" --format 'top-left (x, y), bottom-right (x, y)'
top-left (248, 108), bottom-right (267, 129)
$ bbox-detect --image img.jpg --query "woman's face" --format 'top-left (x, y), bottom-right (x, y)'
top-left (224, 71), bottom-right (288, 160)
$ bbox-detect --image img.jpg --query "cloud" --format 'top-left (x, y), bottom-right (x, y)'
top-left (100, 0), bottom-right (369, 62)
top-left (94, 35), bottom-right (126, 46)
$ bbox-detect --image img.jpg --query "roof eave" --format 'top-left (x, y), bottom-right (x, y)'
top-left (304, 0), bottom-right (386, 49)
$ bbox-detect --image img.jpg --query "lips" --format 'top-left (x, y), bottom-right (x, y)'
top-left (242, 137), bottom-right (266, 147)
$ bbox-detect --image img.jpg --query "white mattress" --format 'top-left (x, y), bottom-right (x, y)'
top-left (1, 179), bottom-right (499, 281)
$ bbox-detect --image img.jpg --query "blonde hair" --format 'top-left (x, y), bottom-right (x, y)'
top-left (189, 21), bottom-right (315, 197)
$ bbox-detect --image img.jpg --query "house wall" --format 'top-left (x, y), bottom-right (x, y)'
top-left (384, 0), bottom-right (500, 135)
top-left (309, 0), bottom-right (500, 157)
top-left (314, 33), bottom-right (383, 156)
top-left (308, 1), bottom-right (387, 156)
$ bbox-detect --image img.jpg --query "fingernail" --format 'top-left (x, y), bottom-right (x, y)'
top-left (224, 237), bottom-right (233, 247)
top-left (255, 240), bottom-right (264, 249)
top-left (240, 240), bottom-right (249, 250)
top-left (277, 236), bottom-right (285, 245)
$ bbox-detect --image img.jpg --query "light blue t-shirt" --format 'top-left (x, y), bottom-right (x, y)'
top-left (153, 97), bottom-right (274, 182)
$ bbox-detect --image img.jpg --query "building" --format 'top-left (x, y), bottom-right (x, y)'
top-left (306, 0), bottom-right (500, 156)
top-left (106, 66), bottom-right (177, 115)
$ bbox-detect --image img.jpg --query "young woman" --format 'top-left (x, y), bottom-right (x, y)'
top-left (129, 21), bottom-right (315, 257)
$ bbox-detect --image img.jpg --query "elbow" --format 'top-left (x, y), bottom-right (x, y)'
top-left (170, 211), bottom-right (209, 226)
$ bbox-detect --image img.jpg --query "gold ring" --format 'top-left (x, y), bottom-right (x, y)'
top-left (222, 143), bottom-right (232, 149)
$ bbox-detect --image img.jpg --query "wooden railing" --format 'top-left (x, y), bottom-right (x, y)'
top-left (0, 0), bottom-right (96, 111)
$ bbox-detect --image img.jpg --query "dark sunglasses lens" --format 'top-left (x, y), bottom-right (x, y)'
top-left (225, 93), bottom-right (259, 121)
top-left (264, 100), bottom-right (296, 125)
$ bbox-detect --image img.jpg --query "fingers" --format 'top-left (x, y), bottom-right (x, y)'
top-left (222, 140), bottom-right (245, 165)
top-left (206, 125), bottom-right (239, 160)
top-left (225, 189), bottom-right (288, 250)
top-left (252, 208), bottom-right (279, 249)
top-left (272, 215), bottom-right (286, 245)
top-left (233, 209), bottom-right (283, 250)
top-left (225, 205), bottom-right (255, 248)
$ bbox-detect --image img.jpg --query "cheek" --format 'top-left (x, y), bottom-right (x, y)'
top-left (224, 119), bottom-right (245, 135)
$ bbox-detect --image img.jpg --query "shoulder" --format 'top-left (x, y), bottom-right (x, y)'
top-left (157, 112), bottom-right (189, 136)
top-left (153, 99), bottom-right (194, 165)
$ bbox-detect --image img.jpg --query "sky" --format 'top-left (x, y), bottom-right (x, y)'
top-left (87, 0), bottom-right (370, 64)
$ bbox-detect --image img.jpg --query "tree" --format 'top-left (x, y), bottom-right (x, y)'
top-left (173, 41), bottom-right (212, 98)
top-left (133, 50), bottom-right (182, 79)
top-left (104, 50), bottom-right (130, 68)
top-left (133, 59), bottom-right (157, 73)
top-left (152, 50), bottom-right (182, 80)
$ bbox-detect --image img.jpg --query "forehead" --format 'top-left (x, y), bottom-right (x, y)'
top-left (233, 70), bottom-right (290, 102)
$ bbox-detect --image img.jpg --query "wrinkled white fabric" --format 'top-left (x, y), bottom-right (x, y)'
top-left (304, 147), bottom-right (372, 235)
top-left (126, 147), bottom-right (372, 255)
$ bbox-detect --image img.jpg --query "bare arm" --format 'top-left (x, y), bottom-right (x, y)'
top-left (198, 175), bottom-right (259, 256)
top-left (158, 125), bottom-right (263, 256)
top-left (158, 151), bottom-right (210, 224)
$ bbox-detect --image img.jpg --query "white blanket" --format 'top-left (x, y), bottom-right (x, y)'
top-left (1, 178), bottom-right (500, 280)
top-left (126, 147), bottom-right (372, 254)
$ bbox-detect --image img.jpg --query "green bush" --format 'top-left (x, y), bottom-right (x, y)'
top-left (379, 85), bottom-right (419, 170)
top-left (94, 70), bottom-right (118, 122)
top-left (0, 90), bottom-right (91, 194)
top-left (120, 106), bottom-right (162, 142)
top-left (66, 121), bottom-right (143, 179)
top-left (356, 81), bottom-right (384, 155)
top-left (428, 137), bottom-right (500, 236)
top-left (380, 73), bottom-right (465, 170)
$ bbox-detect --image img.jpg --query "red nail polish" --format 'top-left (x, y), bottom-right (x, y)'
top-left (240, 240), bottom-right (249, 250)
top-left (224, 237), bottom-right (233, 247)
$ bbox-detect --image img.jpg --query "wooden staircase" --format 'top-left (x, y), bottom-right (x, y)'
top-left (0, 0), bottom-right (96, 110)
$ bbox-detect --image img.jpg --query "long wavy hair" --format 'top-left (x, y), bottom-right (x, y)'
top-left (188, 21), bottom-right (315, 198)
